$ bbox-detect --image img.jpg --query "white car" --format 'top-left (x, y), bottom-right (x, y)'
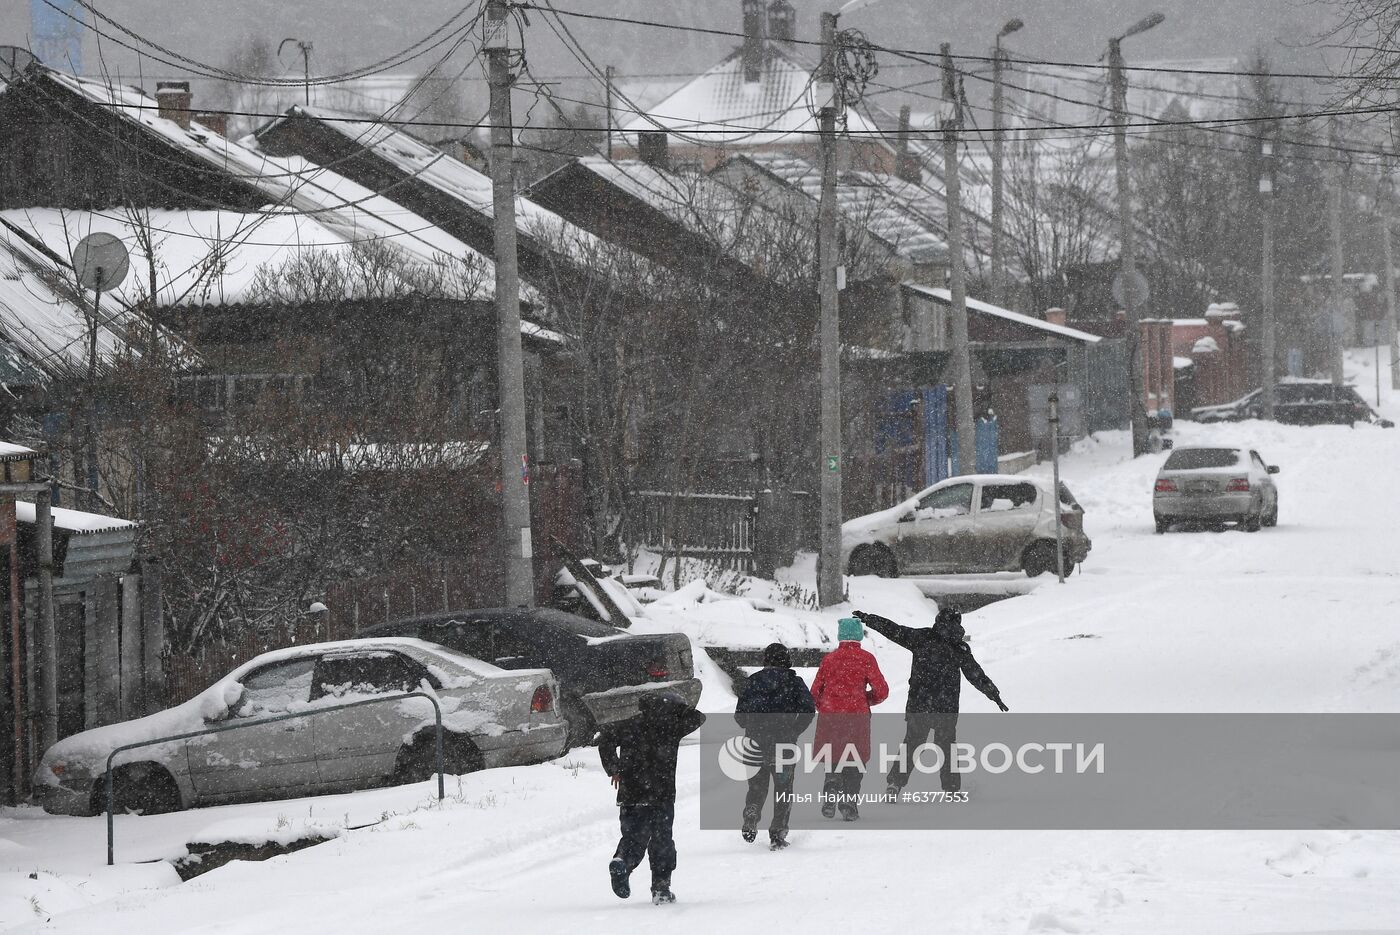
top-left (1153, 445), bottom-right (1280, 532)
top-left (841, 474), bottom-right (1091, 578)
top-left (34, 637), bottom-right (567, 816)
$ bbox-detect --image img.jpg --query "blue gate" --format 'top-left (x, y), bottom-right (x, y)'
top-left (948, 416), bottom-right (1000, 475)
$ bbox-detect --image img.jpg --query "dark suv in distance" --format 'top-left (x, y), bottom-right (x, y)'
top-left (360, 607), bottom-right (701, 748)
top-left (1193, 381), bottom-right (1394, 427)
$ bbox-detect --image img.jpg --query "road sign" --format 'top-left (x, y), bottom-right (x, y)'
top-left (826, 456), bottom-right (839, 473)
top-left (1111, 268), bottom-right (1151, 308)
top-left (71, 233), bottom-right (130, 293)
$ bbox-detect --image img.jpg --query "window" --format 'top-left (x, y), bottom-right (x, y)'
top-left (1164, 448), bottom-right (1241, 470)
top-left (237, 658), bottom-right (315, 716)
top-left (1058, 483), bottom-right (1082, 510)
top-left (980, 483), bottom-right (1038, 512)
top-left (1250, 451), bottom-right (1267, 470)
top-left (917, 483), bottom-right (974, 518)
top-left (312, 651), bottom-right (419, 700)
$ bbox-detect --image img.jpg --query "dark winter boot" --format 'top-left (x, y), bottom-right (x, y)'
top-left (651, 878), bottom-right (676, 905)
top-left (741, 808), bottom-right (758, 843)
top-left (608, 858), bottom-right (631, 899)
top-left (769, 830), bottom-right (789, 851)
top-left (820, 799), bottom-right (837, 819)
top-left (838, 803), bottom-right (860, 822)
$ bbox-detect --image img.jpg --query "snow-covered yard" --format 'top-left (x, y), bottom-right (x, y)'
top-left (3, 348), bottom-right (1398, 933)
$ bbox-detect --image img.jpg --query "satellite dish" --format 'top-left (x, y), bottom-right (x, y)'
top-left (0, 46), bottom-right (40, 83)
top-left (71, 233), bottom-right (131, 293)
top-left (1111, 267), bottom-right (1151, 308)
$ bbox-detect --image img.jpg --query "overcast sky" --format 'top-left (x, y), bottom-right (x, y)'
top-left (1, 1), bottom-right (1348, 112)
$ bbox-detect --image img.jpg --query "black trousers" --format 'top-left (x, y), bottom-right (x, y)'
top-left (743, 757), bottom-right (797, 835)
top-left (614, 803), bottom-right (676, 883)
top-left (886, 712), bottom-right (960, 792)
top-left (821, 766), bottom-right (865, 814)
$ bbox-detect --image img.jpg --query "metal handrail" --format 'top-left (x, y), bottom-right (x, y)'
top-left (104, 690), bottom-right (444, 865)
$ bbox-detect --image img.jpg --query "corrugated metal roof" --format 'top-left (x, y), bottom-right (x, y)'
top-left (15, 499), bottom-right (137, 534)
top-left (903, 283), bottom-right (1104, 344)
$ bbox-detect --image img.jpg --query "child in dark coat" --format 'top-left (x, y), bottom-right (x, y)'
top-left (734, 642), bottom-right (816, 849)
top-left (598, 691), bottom-right (706, 904)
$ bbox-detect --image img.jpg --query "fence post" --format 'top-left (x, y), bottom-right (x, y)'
top-left (139, 556), bottom-right (165, 716)
top-left (119, 575), bottom-right (142, 720)
top-left (92, 576), bottom-right (120, 728)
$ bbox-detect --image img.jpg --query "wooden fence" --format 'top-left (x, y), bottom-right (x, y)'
top-left (631, 490), bottom-right (758, 572)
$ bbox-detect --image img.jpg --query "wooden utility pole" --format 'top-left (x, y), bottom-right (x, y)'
top-left (36, 494), bottom-right (57, 754)
top-left (816, 11), bottom-right (843, 607)
top-left (485, 0), bottom-right (536, 606)
top-left (604, 65), bottom-right (615, 160)
top-left (1385, 219), bottom-right (1400, 391)
top-left (941, 43), bottom-right (976, 476)
top-left (990, 19), bottom-right (1022, 308)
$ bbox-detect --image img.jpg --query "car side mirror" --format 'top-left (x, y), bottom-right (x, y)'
top-left (1267, 465), bottom-right (1279, 474)
top-left (898, 510), bottom-right (916, 523)
top-left (1160, 438), bottom-right (1174, 450)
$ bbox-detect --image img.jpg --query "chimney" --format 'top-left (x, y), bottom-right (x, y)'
top-left (767, 0), bottom-right (795, 45)
top-left (638, 130), bottom-right (669, 170)
top-left (1044, 307), bottom-right (1068, 327)
top-left (194, 112), bottom-right (228, 136)
top-left (741, 0), bottom-right (765, 83)
top-left (895, 105), bottom-right (922, 184)
top-left (155, 80), bottom-right (192, 129)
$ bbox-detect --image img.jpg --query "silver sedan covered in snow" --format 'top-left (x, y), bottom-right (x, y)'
top-left (1153, 445), bottom-right (1280, 533)
top-left (34, 637), bottom-right (567, 816)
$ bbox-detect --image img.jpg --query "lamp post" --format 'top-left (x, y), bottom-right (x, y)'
top-left (990, 18), bottom-right (1023, 309)
top-left (278, 37), bottom-right (313, 105)
top-left (1108, 12), bottom-right (1165, 458)
top-left (1260, 131), bottom-right (1277, 420)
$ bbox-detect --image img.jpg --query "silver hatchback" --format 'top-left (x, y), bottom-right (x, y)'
top-left (1153, 445), bottom-right (1280, 533)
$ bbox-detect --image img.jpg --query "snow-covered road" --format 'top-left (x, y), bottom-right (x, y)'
top-left (3, 348), bottom-right (1398, 933)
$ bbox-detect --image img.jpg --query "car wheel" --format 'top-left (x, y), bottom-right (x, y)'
top-left (561, 695), bottom-right (597, 750)
top-left (94, 762), bottom-right (181, 816)
top-left (1242, 507), bottom-right (1262, 533)
top-left (1022, 541), bottom-right (1058, 578)
top-left (847, 545), bottom-right (897, 578)
top-left (1264, 503), bottom-right (1278, 527)
top-left (1154, 515), bottom-right (1169, 534)
top-left (394, 732), bottom-right (483, 784)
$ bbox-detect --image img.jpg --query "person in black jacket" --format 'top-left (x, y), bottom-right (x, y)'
top-left (598, 691), bottom-right (706, 905)
top-left (854, 608), bottom-right (1007, 794)
top-left (734, 642), bottom-right (816, 849)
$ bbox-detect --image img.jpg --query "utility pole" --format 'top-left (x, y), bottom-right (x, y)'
top-left (941, 43), bottom-right (976, 476)
top-left (1108, 16), bottom-right (1163, 457)
top-left (990, 19), bottom-right (1023, 309)
top-left (1260, 133), bottom-right (1276, 420)
top-left (485, 0), bottom-right (536, 607)
top-left (1385, 219), bottom-right (1400, 391)
top-left (816, 10), bottom-right (843, 607)
top-left (1328, 118), bottom-right (1347, 386)
top-left (604, 65), bottom-right (615, 160)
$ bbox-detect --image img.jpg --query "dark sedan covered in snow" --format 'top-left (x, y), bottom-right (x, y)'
top-left (1192, 381), bottom-right (1394, 427)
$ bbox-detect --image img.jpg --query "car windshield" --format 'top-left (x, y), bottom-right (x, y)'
top-left (1164, 448), bottom-right (1241, 470)
top-left (556, 615), bottom-right (625, 639)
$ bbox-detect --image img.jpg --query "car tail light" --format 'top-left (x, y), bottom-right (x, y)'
top-left (530, 685), bottom-right (554, 713)
top-left (646, 660), bottom-right (671, 680)
top-left (1154, 478), bottom-right (1177, 493)
top-left (1059, 511), bottom-right (1083, 532)
top-left (1226, 477), bottom-right (1250, 492)
top-left (49, 763), bottom-right (65, 778)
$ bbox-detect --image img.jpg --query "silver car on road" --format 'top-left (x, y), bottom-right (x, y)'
top-left (1153, 445), bottom-right (1280, 533)
top-left (34, 637), bottom-right (567, 816)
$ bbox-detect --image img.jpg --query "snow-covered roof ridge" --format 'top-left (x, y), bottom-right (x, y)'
top-left (15, 499), bottom-right (136, 535)
top-left (617, 42), bottom-right (878, 144)
top-left (903, 283), bottom-right (1103, 345)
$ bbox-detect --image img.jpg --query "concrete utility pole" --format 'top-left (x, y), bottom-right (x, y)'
top-left (279, 38), bottom-right (313, 106)
top-left (1385, 219), bottom-right (1400, 391)
top-left (1328, 118), bottom-right (1347, 386)
top-left (1108, 12), bottom-right (1163, 457)
top-left (816, 10), bottom-right (844, 608)
top-left (485, 0), bottom-right (536, 607)
top-left (1260, 134), bottom-right (1277, 420)
top-left (36, 494), bottom-right (57, 755)
top-left (941, 43), bottom-right (976, 477)
top-left (990, 19), bottom-right (1023, 309)
top-left (604, 65), bottom-right (615, 160)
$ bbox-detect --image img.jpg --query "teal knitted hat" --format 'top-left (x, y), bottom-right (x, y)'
top-left (837, 617), bottom-right (863, 642)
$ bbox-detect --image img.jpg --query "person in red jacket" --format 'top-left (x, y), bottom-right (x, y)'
top-left (811, 616), bottom-right (889, 820)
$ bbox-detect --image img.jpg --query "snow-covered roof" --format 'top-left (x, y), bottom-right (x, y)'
top-left (0, 219), bottom-right (155, 382)
top-left (15, 499), bottom-right (136, 535)
top-left (0, 442), bottom-right (37, 459)
top-left (902, 284), bottom-right (1104, 345)
top-left (1173, 356), bottom-right (1195, 370)
top-left (253, 105), bottom-right (613, 274)
top-left (723, 151), bottom-right (949, 266)
top-left (31, 69), bottom-right (506, 298)
top-left (617, 44), bottom-right (879, 145)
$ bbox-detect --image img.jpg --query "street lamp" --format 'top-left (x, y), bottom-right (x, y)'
top-left (1108, 11), bottom-right (1165, 457)
top-left (990, 17), bottom-right (1024, 308)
